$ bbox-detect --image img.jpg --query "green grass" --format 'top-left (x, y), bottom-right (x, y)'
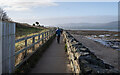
top-left (65, 44), bottom-right (67, 52)
top-left (15, 27), bottom-right (48, 52)
top-left (16, 27), bottom-right (47, 39)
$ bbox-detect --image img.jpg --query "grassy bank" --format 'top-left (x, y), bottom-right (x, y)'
top-left (16, 25), bottom-right (48, 40)
top-left (15, 23), bottom-right (49, 66)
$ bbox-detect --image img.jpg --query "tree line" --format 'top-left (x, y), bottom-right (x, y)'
top-left (0, 8), bottom-right (44, 27)
top-left (0, 8), bottom-right (11, 21)
top-left (33, 22), bottom-right (44, 27)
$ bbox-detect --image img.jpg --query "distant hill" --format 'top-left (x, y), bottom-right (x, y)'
top-left (57, 21), bottom-right (118, 30)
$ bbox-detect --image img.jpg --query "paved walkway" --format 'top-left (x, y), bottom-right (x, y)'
top-left (30, 36), bottom-right (70, 73)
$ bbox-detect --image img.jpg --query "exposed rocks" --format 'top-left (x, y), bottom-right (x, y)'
top-left (63, 31), bottom-right (119, 74)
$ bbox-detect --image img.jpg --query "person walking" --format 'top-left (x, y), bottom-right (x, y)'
top-left (56, 27), bottom-right (62, 44)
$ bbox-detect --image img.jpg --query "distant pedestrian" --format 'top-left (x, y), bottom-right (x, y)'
top-left (56, 27), bottom-right (62, 44)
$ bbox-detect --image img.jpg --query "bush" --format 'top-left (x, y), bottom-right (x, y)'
top-left (65, 44), bottom-right (67, 52)
top-left (0, 8), bottom-right (11, 21)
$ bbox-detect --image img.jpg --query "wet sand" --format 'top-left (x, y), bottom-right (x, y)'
top-left (68, 30), bottom-right (119, 70)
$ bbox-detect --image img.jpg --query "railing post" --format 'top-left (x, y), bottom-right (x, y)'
top-left (42, 33), bottom-right (44, 44)
top-left (47, 31), bottom-right (48, 40)
top-left (24, 39), bottom-right (27, 58)
top-left (42, 32), bottom-right (44, 44)
top-left (38, 34), bottom-right (40, 46)
top-left (50, 30), bottom-right (52, 37)
top-left (49, 31), bottom-right (51, 38)
top-left (45, 32), bottom-right (46, 42)
top-left (32, 37), bottom-right (35, 51)
top-left (2, 22), bottom-right (15, 74)
top-left (48, 31), bottom-right (49, 39)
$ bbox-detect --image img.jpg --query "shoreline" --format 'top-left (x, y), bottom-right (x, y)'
top-left (66, 29), bottom-right (119, 32)
top-left (68, 30), bottom-right (120, 49)
top-left (65, 29), bottom-right (118, 32)
top-left (71, 34), bottom-right (119, 70)
top-left (66, 30), bottom-right (119, 70)
top-left (67, 30), bottom-right (119, 36)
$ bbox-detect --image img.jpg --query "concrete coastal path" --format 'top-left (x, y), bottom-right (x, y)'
top-left (30, 36), bottom-right (71, 73)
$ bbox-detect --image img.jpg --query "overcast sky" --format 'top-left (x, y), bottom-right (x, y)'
top-left (0, 0), bottom-right (118, 26)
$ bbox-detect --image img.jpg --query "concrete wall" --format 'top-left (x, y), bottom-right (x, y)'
top-left (0, 21), bottom-right (2, 75)
top-left (63, 31), bottom-right (119, 74)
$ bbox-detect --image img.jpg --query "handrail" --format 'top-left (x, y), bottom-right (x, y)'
top-left (15, 29), bottom-right (55, 68)
top-left (15, 34), bottom-right (41, 43)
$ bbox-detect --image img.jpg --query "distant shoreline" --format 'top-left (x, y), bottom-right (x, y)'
top-left (65, 29), bottom-right (118, 32)
top-left (67, 30), bottom-right (119, 36)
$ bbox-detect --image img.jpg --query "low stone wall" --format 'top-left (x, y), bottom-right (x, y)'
top-left (63, 31), bottom-right (119, 74)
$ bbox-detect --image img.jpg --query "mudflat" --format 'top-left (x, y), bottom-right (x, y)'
top-left (68, 30), bottom-right (119, 70)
